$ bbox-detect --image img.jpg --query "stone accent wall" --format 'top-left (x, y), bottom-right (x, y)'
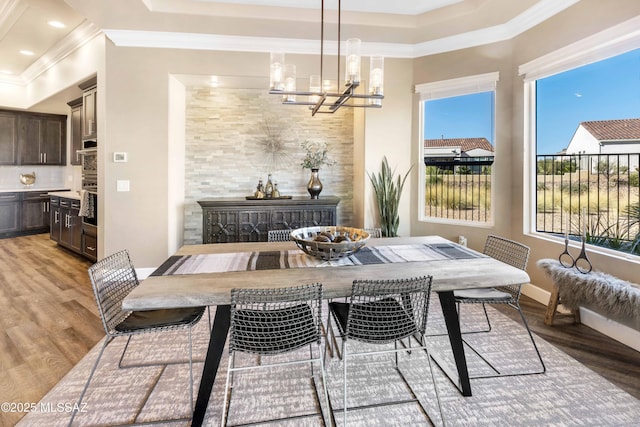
top-left (183, 86), bottom-right (354, 244)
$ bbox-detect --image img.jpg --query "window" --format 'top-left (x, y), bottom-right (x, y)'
top-left (416, 72), bottom-right (498, 224)
top-left (521, 18), bottom-right (640, 256)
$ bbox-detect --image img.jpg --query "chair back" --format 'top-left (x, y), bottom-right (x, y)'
top-left (230, 283), bottom-right (323, 355)
top-left (483, 235), bottom-right (530, 299)
top-left (363, 227), bottom-right (383, 238)
top-left (88, 250), bottom-right (139, 336)
top-left (346, 276), bottom-right (432, 344)
top-left (267, 229), bottom-right (292, 242)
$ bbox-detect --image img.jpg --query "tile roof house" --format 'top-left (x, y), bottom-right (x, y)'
top-left (424, 137), bottom-right (494, 169)
top-left (565, 118), bottom-right (640, 171)
top-left (565, 118), bottom-right (640, 155)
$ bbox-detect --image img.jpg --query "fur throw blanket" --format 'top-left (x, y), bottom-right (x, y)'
top-left (537, 258), bottom-right (640, 324)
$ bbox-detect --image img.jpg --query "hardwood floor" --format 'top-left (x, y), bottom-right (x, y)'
top-left (0, 233), bottom-right (638, 426)
top-left (0, 234), bottom-right (102, 427)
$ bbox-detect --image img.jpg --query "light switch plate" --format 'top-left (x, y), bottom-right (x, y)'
top-left (117, 180), bottom-right (130, 192)
top-left (113, 152), bottom-right (127, 162)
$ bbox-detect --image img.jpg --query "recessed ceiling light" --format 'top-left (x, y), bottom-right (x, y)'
top-left (20, 50), bottom-right (34, 56)
top-left (48, 21), bottom-right (65, 28)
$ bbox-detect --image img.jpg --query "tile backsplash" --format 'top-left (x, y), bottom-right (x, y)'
top-left (0, 166), bottom-right (68, 190)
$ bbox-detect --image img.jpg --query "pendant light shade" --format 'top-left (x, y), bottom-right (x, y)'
top-left (268, 0), bottom-right (384, 116)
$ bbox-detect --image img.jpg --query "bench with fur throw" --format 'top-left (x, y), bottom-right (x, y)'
top-left (537, 258), bottom-right (640, 329)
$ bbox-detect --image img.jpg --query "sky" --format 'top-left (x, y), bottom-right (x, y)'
top-left (423, 48), bottom-right (640, 154)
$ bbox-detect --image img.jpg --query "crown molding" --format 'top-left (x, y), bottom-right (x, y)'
top-left (104, 0), bottom-right (580, 59)
top-left (19, 21), bottom-right (103, 85)
top-left (0, 0), bottom-right (582, 87)
top-left (0, 0), bottom-right (28, 40)
top-left (1, 20), bottom-right (102, 86)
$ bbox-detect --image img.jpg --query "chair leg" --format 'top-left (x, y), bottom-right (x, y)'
top-left (457, 302), bottom-right (492, 334)
top-left (118, 335), bottom-right (134, 369)
top-left (423, 344), bottom-right (446, 427)
top-left (68, 336), bottom-right (113, 427)
top-left (342, 342), bottom-right (348, 427)
top-left (188, 326), bottom-right (194, 412)
top-left (316, 345), bottom-right (333, 427)
top-left (221, 353), bottom-right (234, 427)
top-left (481, 303), bottom-right (492, 332)
top-left (515, 304), bottom-right (546, 374)
top-left (324, 311), bottom-right (342, 364)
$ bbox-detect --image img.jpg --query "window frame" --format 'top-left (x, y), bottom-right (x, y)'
top-left (415, 72), bottom-right (499, 226)
top-left (520, 15), bottom-right (640, 258)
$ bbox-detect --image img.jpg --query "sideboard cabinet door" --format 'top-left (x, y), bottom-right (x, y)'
top-left (202, 210), bottom-right (239, 243)
top-left (198, 197), bottom-right (339, 244)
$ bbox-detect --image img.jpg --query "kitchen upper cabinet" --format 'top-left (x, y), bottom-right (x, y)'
top-left (68, 97), bottom-right (83, 166)
top-left (0, 112), bottom-right (18, 165)
top-left (17, 113), bottom-right (67, 165)
top-left (79, 78), bottom-right (97, 141)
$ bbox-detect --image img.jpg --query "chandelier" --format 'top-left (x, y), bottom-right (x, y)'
top-left (268, 0), bottom-right (384, 116)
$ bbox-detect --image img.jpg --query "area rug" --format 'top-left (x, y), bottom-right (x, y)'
top-left (17, 299), bottom-right (640, 426)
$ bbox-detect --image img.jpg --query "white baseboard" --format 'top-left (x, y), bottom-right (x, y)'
top-left (522, 284), bottom-right (640, 353)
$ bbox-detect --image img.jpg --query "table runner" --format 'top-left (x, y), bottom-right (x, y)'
top-left (152, 243), bottom-right (484, 276)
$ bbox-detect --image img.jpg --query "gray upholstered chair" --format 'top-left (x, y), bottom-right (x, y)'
top-left (454, 235), bottom-right (546, 377)
top-left (221, 283), bottom-right (331, 426)
top-left (69, 250), bottom-right (206, 426)
top-left (326, 276), bottom-right (444, 426)
top-left (267, 228), bottom-right (292, 242)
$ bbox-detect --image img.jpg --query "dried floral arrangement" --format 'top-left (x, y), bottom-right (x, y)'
top-left (300, 140), bottom-right (336, 169)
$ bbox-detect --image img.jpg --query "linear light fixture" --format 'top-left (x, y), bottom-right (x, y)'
top-left (268, 0), bottom-right (384, 116)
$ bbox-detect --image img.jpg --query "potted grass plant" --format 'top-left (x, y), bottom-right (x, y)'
top-left (367, 156), bottom-right (413, 237)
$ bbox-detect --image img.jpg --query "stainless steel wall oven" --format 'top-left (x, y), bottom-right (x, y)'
top-left (78, 140), bottom-right (98, 226)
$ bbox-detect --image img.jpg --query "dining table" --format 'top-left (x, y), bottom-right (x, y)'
top-left (122, 235), bottom-right (530, 426)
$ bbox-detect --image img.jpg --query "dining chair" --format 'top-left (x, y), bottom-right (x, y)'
top-left (221, 283), bottom-right (332, 426)
top-left (267, 228), bottom-right (292, 242)
top-left (326, 276), bottom-right (445, 426)
top-left (363, 227), bottom-right (383, 238)
top-left (454, 235), bottom-right (546, 377)
top-left (68, 250), bottom-right (207, 426)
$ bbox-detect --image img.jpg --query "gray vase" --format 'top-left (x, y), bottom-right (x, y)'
top-left (307, 168), bottom-right (323, 199)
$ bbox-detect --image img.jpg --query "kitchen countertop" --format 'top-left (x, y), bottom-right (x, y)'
top-left (0, 187), bottom-right (70, 194)
top-left (48, 190), bottom-right (81, 200)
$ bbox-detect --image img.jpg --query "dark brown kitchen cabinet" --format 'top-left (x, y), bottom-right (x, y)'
top-left (17, 113), bottom-right (66, 165)
top-left (68, 97), bottom-right (83, 165)
top-left (60, 198), bottom-right (82, 253)
top-left (82, 223), bottom-right (97, 261)
top-left (49, 196), bottom-right (61, 242)
top-left (0, 193), bottom-right (20, 235)
top-left (0, 111), bottom-right (18, 165)
top-left (198, 197), bottom-right (339, 243)
top-left (50, 195), bottom-right (95, 259)
top-left (79, 78), bottom-right (97, 141)
top-left (22, 191), bottom-right (52, 232)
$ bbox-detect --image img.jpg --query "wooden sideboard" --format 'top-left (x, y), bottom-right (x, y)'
top-left (198, 197), bottom-right (340, 243)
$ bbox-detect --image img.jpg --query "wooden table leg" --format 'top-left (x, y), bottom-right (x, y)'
top-left (192, 304), bottom-right (230, 427)
top-left (544, 285), bottom-right (560, 326)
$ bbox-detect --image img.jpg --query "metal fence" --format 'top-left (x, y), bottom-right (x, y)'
top-left (423, 158), bottom-right (493, 222)
top-left (536, 153), bottom-right (640, 254)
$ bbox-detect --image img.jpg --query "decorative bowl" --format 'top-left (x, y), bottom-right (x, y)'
top-left (20, 172), bottom-right (36, 186)
top-left (290, 226), bottom-right (370, 261)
